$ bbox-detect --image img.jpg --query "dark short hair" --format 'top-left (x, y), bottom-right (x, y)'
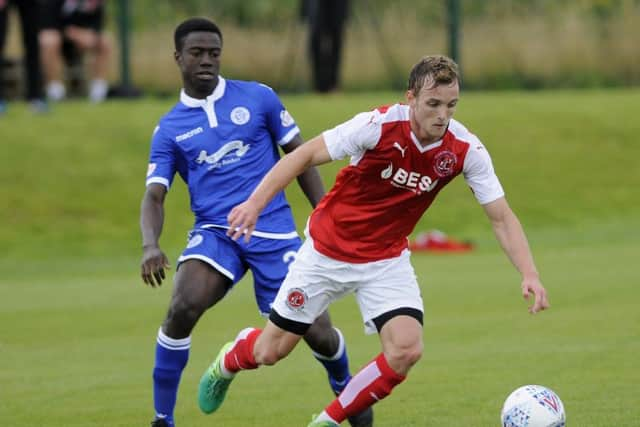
top-left (408, 55), bottom-right (460, 95)
top-left (174, 17), bottom-right (223, 51)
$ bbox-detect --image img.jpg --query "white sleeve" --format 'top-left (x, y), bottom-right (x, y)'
top-left (463, 140), bottom-right (505, 205)
top-left (322, 111), bottom-right (382, 161)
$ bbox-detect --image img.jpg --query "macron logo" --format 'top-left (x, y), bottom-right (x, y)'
top-left (176, 127), bottom-right (203, 142)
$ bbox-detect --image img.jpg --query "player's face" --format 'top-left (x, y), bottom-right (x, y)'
top-left (407, 78), bottom-right (459, 145)
top-left (175, 31), bottom-right (222, 99)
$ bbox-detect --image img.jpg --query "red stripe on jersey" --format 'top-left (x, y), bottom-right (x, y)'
top-left (310, 105), bottom-right (471, 263)
top-left (375, 104), bottom-right (394, 114)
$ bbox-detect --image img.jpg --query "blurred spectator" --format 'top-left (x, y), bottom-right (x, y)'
top-left (301, 0), bottom-right (350, 93)
top-left (38, 0), bottom-right (111, 103)
top-left (0, 0), bottom-right (47, 113)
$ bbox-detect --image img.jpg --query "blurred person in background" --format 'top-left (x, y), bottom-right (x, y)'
top-left (301, 0), bottom-right (350, 93)
top-left (38, 0), bottom-right (111, 103)
top-left (140, 17), bottom-right (372, 427)
top-left (0, 0), bottom-right (47, 113)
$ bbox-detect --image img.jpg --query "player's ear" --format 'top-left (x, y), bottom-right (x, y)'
top-left (174, 51), bottom-right (181, 64)
top-left (406, 89), bottom-right (416, 105)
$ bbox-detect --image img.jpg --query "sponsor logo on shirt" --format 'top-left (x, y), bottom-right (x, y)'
top-left (196, 140), bottom-right (250, 169)
top-left (147, 163), bottom-right (157, 177)
top-left (230, 107), bottom-right (250, 125)
top-left (381, 163), bottom-right (439, 194)
top-left (176, 126), bottom-right (204, 142)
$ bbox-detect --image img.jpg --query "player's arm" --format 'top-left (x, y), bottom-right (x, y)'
top-left (482, 197), bottom-right (549, 314)
top-left (140, 183), bottom-right (171, 287)
top-left (228, 134), bottom-right (332, 242)
top-left (281, 134), bottom-right (325, 207)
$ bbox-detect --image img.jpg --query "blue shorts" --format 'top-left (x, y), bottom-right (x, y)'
top-left (177, 227), bottom-right (301, 315)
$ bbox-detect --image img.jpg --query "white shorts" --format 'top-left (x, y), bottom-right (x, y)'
top-left (271, 237), bottom-right (424, 334)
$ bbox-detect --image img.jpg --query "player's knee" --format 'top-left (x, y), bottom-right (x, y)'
top-left (165, 296), bottom-right (206, 334)
top-left (405, 344), bottom-right (423, 366)
top-left (386, 341), bottom-right (423, 372)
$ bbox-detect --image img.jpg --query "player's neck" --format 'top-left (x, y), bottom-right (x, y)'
top-left (184, 79), bottom-right (219, 100)
top-left (411, 126), bottom-right (445, 147)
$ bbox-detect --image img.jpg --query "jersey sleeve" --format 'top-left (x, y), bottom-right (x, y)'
top-left (261, 84), bottom-right (300, 146)
top-left (145, 125), bottom-right (177, 189)
top-left (322, 110), bottom-right (381, 160)
top-left (462, 139), bottom-right (505, 205)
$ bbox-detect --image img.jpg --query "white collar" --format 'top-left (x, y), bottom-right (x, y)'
top-left (410, 129), bottom-right (444, 153)
top-left (180, 76), bottom-right (226, 107)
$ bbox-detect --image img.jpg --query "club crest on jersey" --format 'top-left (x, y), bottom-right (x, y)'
top-left (230, 107), bottom-right (250, 125)
top-left (380, 163), bottom-right (439, 193)
top-left (285, 287), bottom-right (308, 311)
top-left (280, 110), bottom-right (295, 127)
top-left (433, 150), bottom-right (457, 177)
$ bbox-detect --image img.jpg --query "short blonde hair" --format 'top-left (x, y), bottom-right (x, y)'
top-left (408, 55), bottom-right (460, 95)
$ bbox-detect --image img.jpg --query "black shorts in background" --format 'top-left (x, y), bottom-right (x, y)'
top-left (39, 0), bottom-right (104, 32)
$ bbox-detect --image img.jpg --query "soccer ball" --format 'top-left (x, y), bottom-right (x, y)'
top-left (500, 385), bottom-right (566, 427)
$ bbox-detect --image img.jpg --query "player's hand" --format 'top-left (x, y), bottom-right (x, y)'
top-left (521, 275), bottom-right (549, 314)
top-left (227, 200), bottom-right (260, 243)
top-left (141, 245), bottom-right (171, 287)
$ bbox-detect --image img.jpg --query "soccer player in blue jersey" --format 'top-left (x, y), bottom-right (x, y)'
top-left (140, 18), bottom-right (373, 427)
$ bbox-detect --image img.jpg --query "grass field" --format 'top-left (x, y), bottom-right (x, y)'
top-left (0, 89), bottom-right (639, 426)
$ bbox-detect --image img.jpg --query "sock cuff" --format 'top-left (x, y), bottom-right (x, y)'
top-left (312, 327), bottom-right (346, 361)
top-left (157, 327), bottom-right (191, 351)
top-left (375, 353), bottom-right (406, 384)
top-left (235, 327), bottom-right (259, 342)
top-left (244, 328), bottom-right (261, 367)
top-left (224, 327), bottom-right (262, 373)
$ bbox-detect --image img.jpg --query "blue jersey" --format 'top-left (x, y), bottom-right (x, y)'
top-left (146, 77), bottom-right (300, 236)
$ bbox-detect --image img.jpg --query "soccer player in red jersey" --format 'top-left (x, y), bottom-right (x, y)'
top-left (198, 55), bottom-right (550, 426)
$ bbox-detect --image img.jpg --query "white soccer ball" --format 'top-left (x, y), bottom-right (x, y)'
top-left (500, 385), bottom-right (566, 427)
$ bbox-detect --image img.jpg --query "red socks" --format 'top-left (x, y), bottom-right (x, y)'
top-left (223, 328), bottom-right (262, 373)
top-left (325, 353), bottom-right (405, 422)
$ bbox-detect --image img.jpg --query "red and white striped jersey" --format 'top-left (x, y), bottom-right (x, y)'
top-left (309, 103), bottom-right (504, 263)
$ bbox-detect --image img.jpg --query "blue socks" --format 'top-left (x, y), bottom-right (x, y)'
top-left (152, 328), bottom-right (190, 426)
top-left (152, 327), bottom-right (349, 424)
top-left (312, 328), bottom-right (352, 394)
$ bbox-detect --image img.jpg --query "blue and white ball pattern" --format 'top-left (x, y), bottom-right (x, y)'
top-left (501, 385), bottom-right (566, 427)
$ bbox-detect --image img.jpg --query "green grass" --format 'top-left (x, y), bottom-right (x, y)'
top-left (0, 89), bottom-right (639, 426)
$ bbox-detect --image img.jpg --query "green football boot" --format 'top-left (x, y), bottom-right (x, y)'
top-left (306, 415), bottom-right (340, 426)
top-left (198, 342), bottom-right (234, 414)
